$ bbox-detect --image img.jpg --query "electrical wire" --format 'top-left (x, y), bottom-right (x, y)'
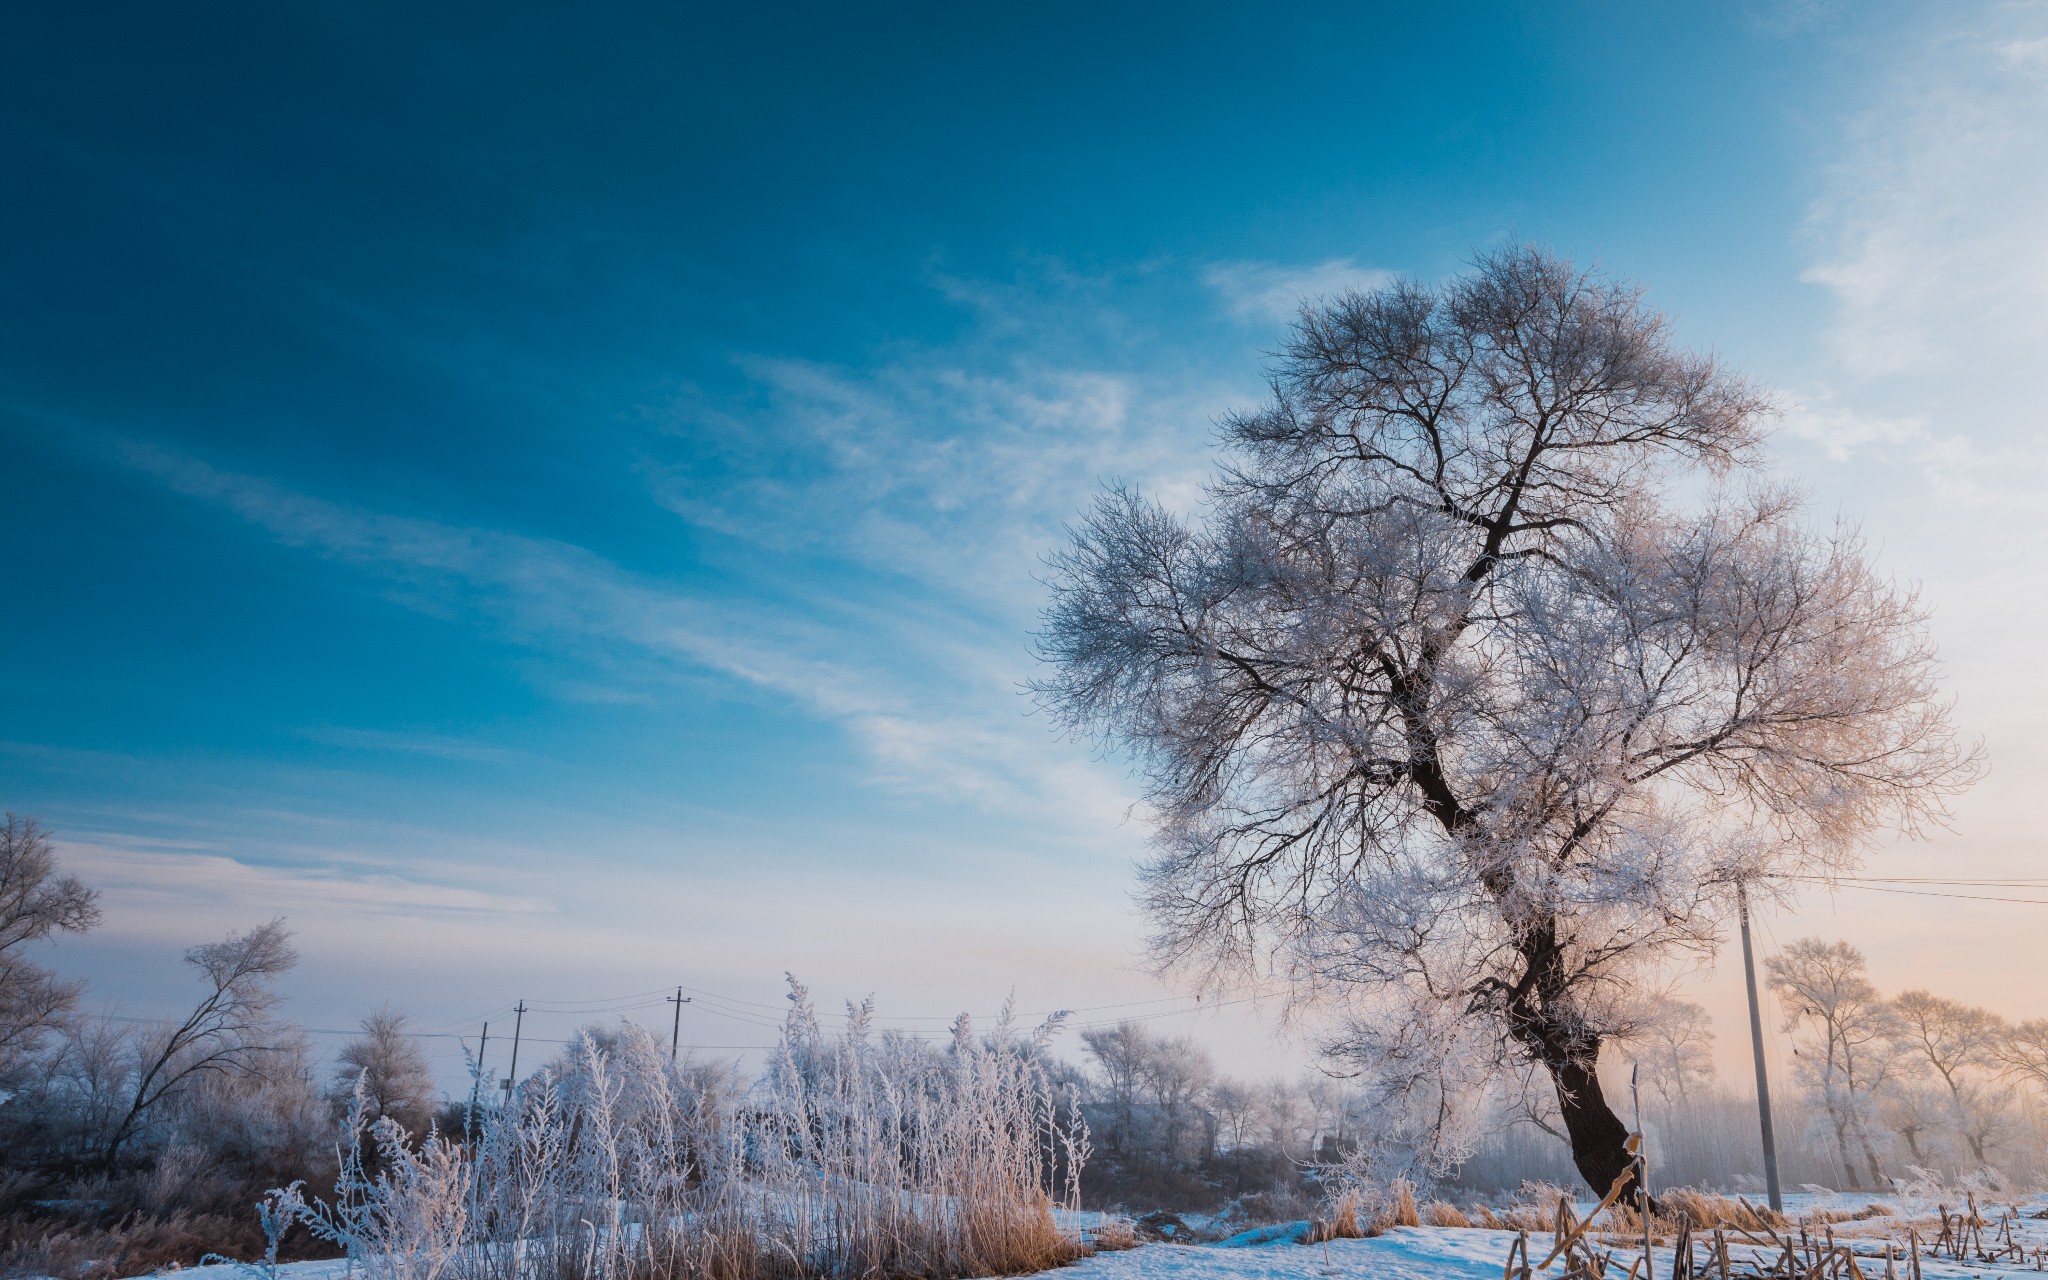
top-left (1785, 875), bottom-right (2048, 907)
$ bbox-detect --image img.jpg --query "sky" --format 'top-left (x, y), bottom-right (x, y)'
top-left (4, 0), bottom-right (2047, 1092)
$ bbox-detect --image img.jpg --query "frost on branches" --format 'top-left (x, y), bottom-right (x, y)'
top-left (1033, 245), bottom-right (1977, 1199)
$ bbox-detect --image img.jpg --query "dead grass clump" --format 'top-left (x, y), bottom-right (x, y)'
top-left (1389, 1178), bottom-right (1421, 1228)
top-left (1421, 1200), bottom-right (1472, 1228)
top-left (1308, 1189), bottom-right (1369, 1243)
top-left (1092, 1218), bottom-right (1139, 1251)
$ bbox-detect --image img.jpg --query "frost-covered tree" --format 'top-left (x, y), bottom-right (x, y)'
top-left (100, 919), bottom-right (298, 1166)
top-left (1767, 938), bottom-right (1899, 1188)
top-left (1079, 1021), bottom-right (1151, 1152)
top-left (1993, 1019), bottom-right (2048, 1099)
top-left (1034, 246), bottom-right (1975, 1196)
top-left (332, 1006), bottom-right (439, 1138)
top-left (1209, 1078), bottom-right (1261, 1151)
top-left (1142, 1034), bottom-right (1216, 1160)
top-left (1259, 1077), bottom-right (1312, 1156)
top-left (0, 814), bottom-right (100, 1081)
top-left (1890, 989), bottom-right (2008, 1164)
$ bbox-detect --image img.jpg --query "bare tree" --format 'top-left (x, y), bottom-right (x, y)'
top-left (1766, 939), bottom-right (1898, 1188)
top-left (1891, 989), bottom-right (2008, 1164)
top-left (1033, 246), bottom-right (1976, 1196)
top-left (0, 814), bottom-right (100, 1079)
top-left (332, 1006), bottom-right (438, 1138)
top-left (100, 919), bottom-right (297, 1166)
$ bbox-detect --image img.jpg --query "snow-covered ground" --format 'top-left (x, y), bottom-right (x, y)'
top-left (131, 1190), bottom-right (2048, 1280)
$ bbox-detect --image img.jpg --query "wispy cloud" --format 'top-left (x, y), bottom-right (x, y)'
top-left (650, 354), bottom-right (1220, 605)
top-left (118, 439), bottom-right (1141, 830)
top-left (1777, 398), bottom-right (1927, 464)
top-left (1202, 257), bottom-right (1393, 323)
top-left (56, 835), bottom-right (558, 923)
top-left (1802, 5), bottom-right (2048, 378)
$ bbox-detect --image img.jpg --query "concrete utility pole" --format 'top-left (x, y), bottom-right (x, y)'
top-left (666, 988), bottom-right (692, 1062)
top-left (1737, 882), bottom-right (1785, 1213)
top-left (1631, 1063), bottom-right (1652, 1269)
top-left (503, 1000), bottom-right (527, 1104)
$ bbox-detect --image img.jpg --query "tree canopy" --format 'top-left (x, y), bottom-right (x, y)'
top-left (1034, 245), bottom-right (1977, 1194)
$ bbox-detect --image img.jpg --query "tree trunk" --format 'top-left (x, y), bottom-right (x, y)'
top-left (1545, 1051), bottom-right (1640, 1201)
top-left (1505, 922), bottom-right (1645, 1205)
top-left (1851, 1110), bottom-right (1886, 1188)
top-left (1827, 1104), bottom-right (1857, 1188)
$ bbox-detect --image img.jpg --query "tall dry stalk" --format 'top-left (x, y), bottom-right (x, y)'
top-left (263, 982), bottom-right (1089, 1280)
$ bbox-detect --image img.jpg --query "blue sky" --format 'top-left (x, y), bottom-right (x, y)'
top-left (6, 1), bottom-right (2048, 1084)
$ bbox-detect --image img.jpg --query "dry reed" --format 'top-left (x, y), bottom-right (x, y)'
top-left (263, 985), bottom-right (1090, 1280)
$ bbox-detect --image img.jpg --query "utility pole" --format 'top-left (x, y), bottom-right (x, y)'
top-left (1631, 1062), bottom-right (1652, 1266)
top-left (469, 1021), bottom-right (490, 1122)
top-left (503, 1000), bottom-right (527, 1104)
top-left (1738, 882), bottom-right (1784, 1213)
top-left (666, 988), bottom-right (692, 1062)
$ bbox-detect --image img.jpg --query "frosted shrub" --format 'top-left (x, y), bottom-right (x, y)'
top-left (267, 980), bottom-right (1090, 1280)
top-left (265, 1087), bottom-right (472, 1280)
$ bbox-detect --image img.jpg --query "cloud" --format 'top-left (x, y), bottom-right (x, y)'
top-left (1802, 5), bottom-right (2048, 377)
top-left (646, 351), bottom-right (1226, 607)
top-left (117, 440), bottom-right (1143, 830)
top-left (55, 836), bottom-right (558, 926)
top-left (1202, 257), bottom-right (1393, 323)
top-left (1776, 400), bottom-right (1927, 463)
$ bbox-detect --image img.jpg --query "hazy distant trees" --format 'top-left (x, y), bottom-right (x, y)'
top-left (0, 814), bottom-right (100, 1082)
top-left (1079, 1023), bottom-right (1150, 1152)
top-left (1994, 1019), bottom-right (2048, 1097)
top-left (1632, 999), bottom-right (1717, 1113)
top-left (1074, 1018), bottom-right (1346, 1207)
top-left (1037, 245), bottom-right (1977, 1197)
top-left (1757, 938), bottom-right (2048, 1186)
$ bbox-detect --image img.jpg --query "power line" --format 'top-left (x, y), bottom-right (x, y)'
top-left (73, 967), bottom-right (1281, 1060)
top-left (1790, 878), bottom-right (2048, 907)
top-left (66, 1010), bottom-right (772, 1049)
top-left (1840, 876), bottom-right (2048, 886)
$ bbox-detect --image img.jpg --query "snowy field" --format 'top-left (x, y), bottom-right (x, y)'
top-left (132, 1190), bottom-right (2048, 1280)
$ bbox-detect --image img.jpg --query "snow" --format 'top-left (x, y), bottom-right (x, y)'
top-left (124, 1192), bottom-right (2048, 1280)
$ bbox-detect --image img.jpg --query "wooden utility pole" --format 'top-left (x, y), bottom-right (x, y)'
top-left (1738, 882), bottom-right (1785, 1213)
top-left (666, 988), bottom-right (692, 1062)
top-left (469, 1020), bottom-right (490, 1120)
top-left (503, 1000), bottom-right (527, 1104)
